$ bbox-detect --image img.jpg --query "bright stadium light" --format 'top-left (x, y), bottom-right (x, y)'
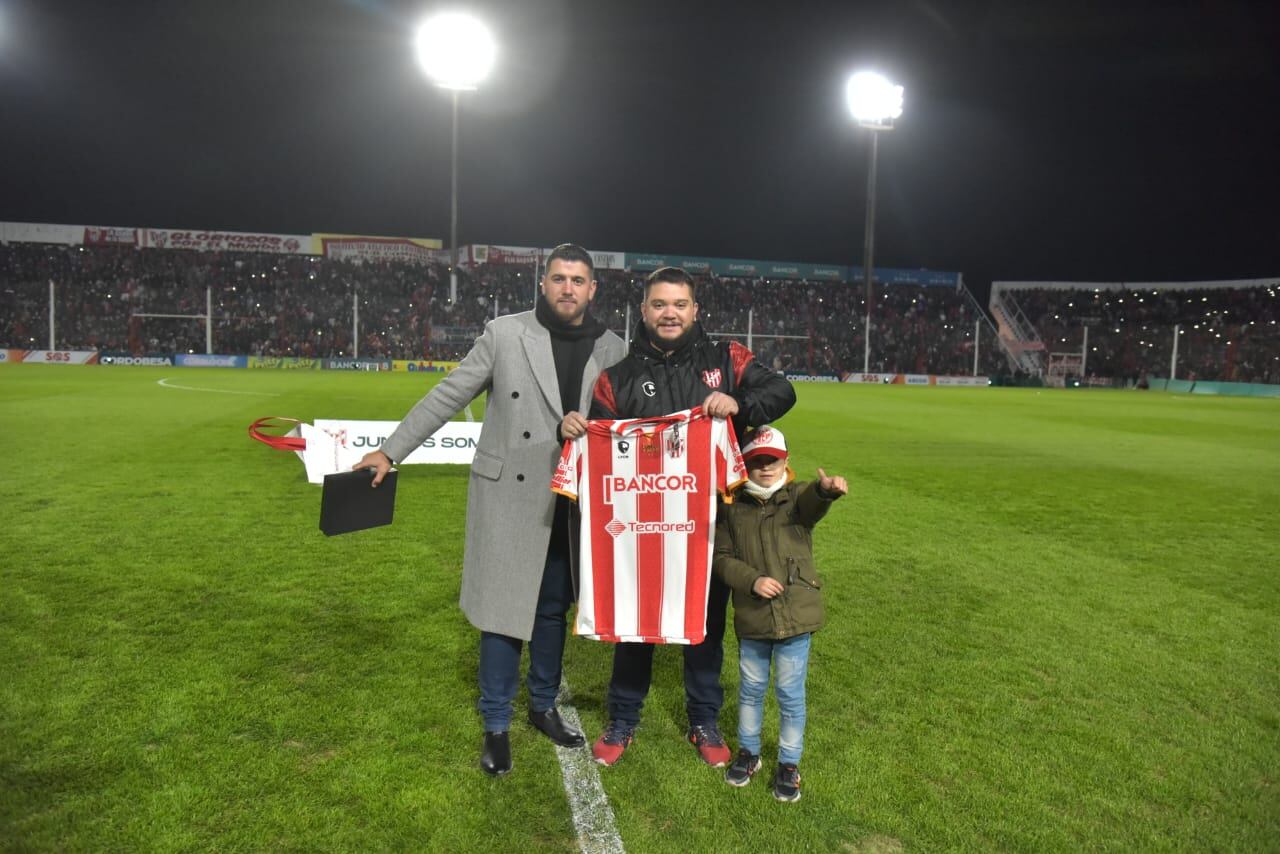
top-left (414, 12), bottom-right (496, 91)
top-left (845, 70), bottom-right (903, 373)
top-left (846, 71), bottom-right (904, 129)
top-left (414, 11), bottom-right (497, 303)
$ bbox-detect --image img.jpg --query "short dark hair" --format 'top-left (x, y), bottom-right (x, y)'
top-left (644, 266), bottom-right (697, 301)
top-left (545, 243), bottom-right (594, 276)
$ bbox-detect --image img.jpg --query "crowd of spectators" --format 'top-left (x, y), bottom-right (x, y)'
top-left (8, 243), bottom-right (1274, 382)
top-left (2, 241), bottom-right (1001, 377)
top-left (592, 275), bottom-right (1004, 377)
top-left (1013, 285), bottom-right (1280, 384)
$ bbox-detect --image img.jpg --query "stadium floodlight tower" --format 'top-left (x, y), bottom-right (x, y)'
top-left (414, 11), bottom-right (496, 304)
top-left (845, 70), bottom-right (904, 374)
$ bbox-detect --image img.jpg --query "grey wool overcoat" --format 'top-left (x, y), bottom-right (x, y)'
top-left (380, 310), bottom-right (625, 641)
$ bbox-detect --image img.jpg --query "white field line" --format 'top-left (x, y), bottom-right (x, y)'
top-left (157, 377), bottom-right (279, 397)
top-left (555, 681), bottom-right (624, 854)
top-left (464, 402), bottom-right (475, 421)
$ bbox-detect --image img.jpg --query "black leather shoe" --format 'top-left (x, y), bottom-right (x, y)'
top-left (480, 731), bottom-right (512, 776)
top-left (527, 708), bottom-right (586, 748)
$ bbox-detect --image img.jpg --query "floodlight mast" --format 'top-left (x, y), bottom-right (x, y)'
top-left (846, 71), bottom-right (903, 374)
top-left (415, 12), bottom-right (496, 303)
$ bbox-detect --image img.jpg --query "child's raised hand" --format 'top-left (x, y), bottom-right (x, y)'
top-left (817, 467), bottom-right (848, 497)
top-left (753, 576), bottom-right (785, 599)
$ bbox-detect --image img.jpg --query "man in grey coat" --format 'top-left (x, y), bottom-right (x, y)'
top-left (354, 244), bottom-right (625, 776)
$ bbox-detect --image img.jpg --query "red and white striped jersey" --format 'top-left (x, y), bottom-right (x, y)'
top-left (551, 407), bottom-right (747, 644)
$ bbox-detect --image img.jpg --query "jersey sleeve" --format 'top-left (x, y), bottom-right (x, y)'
top-left (550, 436), bottom-right (582, 501)
top-left (715, 416), bottom-right (748, 501)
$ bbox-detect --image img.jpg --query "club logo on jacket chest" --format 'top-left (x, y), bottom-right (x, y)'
top-left (701, 368), bottom-right (722, 388)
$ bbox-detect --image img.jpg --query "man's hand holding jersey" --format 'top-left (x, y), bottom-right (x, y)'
top-left (701, 391), bottom-right (740, 419)
top-left (560, 411), bottom-right (589, 440)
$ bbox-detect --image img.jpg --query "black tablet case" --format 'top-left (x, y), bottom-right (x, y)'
top-left (320, 468), bottom-right (397, 536)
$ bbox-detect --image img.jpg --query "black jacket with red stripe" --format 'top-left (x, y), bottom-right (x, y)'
top-left (589, 322), bottom-right (796, 439)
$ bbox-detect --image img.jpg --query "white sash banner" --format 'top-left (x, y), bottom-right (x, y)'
top-left (299, 419), bottom-right (482, 484)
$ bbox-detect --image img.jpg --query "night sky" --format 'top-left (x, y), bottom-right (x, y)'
top-left (2, 0), bottom-right (1278, 300)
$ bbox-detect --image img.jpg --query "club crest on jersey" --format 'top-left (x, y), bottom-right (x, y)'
top-left (321, 426), bottom-right (349, 448)
top-left (701, 368), bottom-right (722, 388)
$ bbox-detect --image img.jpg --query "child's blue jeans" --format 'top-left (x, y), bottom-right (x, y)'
top-left (736, 633), bottom-right (811, 765)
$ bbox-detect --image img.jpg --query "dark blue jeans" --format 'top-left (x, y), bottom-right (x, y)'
top-left (476, 527), bottom-right (575, 732)
top-left (605, 574), bottom-right (730, 728)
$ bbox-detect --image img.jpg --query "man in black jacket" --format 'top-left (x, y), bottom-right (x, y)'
top-left (587, 266), bottom-right (796, 767)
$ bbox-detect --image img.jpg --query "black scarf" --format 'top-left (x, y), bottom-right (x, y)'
top-left (536, 297), bottom-right (606, 414)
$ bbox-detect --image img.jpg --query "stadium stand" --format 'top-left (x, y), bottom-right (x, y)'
top-left (5, 226), bottom-right (1277, 385)
top-left (1, 242), bottom-right (1006, 378)
top-left (1005, 283), bottom-right (1280, 385)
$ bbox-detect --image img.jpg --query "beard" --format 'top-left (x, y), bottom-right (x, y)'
top-left (551, 298), bottom-right (588, 325)
top-left (646, 323), bottom-right (694, 351)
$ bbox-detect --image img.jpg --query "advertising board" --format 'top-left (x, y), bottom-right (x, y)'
top-left (300, 419), bottom-right (482, 484)
top-left (24, 350), bottom-right (101, 364)
top-left (175, 354), bottom-right (247, 368)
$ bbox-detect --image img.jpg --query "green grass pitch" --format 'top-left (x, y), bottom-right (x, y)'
top-left (1, 364), bottom-right (1277, 851)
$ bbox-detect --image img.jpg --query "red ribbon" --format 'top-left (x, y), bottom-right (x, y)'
top-left (248, 416), bottom-right (307, 451)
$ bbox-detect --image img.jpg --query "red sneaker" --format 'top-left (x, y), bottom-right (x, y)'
top-left (592, 721), bottom-right (635, 766)
top-left (687, 724), bottom-right (732, 767)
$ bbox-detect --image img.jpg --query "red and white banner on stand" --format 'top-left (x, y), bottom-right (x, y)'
top-left (139, 229), bottom-right (309, 254)
top-left (315, 235), bottom-right (444, 265)
top-left (470, 244), bottom-right (542, 266)
top-left (467, 244), bottom-right (627, 271)
top-left (83, 226), bottom-right (138, 246)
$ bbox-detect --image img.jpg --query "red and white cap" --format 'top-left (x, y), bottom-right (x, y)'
top-left (741, 425), bottom-right (787, 460)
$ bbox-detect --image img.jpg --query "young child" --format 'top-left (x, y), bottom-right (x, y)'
top-left (712, 425), bottom-right (847, 802)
